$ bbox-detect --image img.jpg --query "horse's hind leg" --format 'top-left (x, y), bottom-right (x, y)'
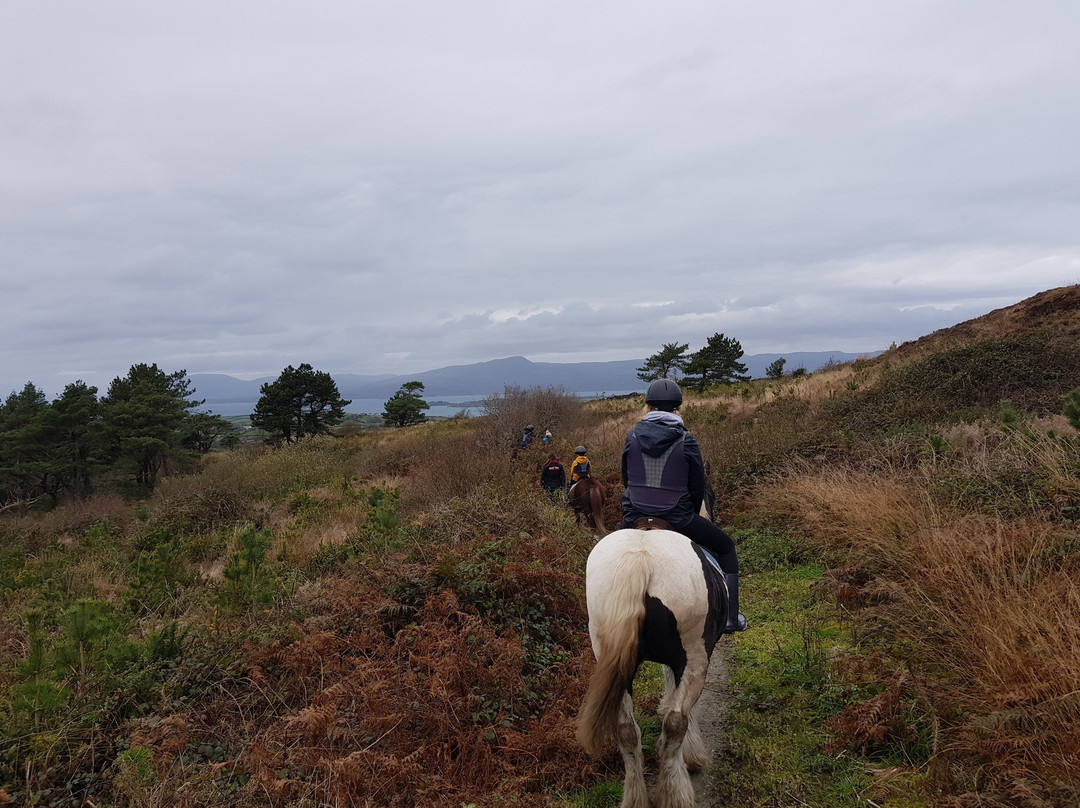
top-left (658, 665), bottom-right (708, 772)
top-left (615, 691), bottom-right (648, 808)
top-left (683, 706), bottom-right (708, 773)
top-left (652, 667), bottom-right (705, 808)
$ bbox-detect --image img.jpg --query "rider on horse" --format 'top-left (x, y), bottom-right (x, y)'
top-left (569, 445), bottom-right (591, 483)
top-left (619, 379), bottom-right (748, 633)
top-left (540, 452), bottom-right (567, 501)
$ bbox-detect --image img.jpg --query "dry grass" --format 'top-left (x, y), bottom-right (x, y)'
top-left (748, 416), bottom-right (1080, 794)
top-left (874, 284), bottom-right (1080, 370)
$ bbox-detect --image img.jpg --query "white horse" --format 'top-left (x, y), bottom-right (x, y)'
top-left (576, 527), bottom-right (729, 808)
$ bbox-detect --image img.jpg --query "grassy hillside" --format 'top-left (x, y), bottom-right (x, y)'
top-left (2, 288), bottom-right (1080, 806)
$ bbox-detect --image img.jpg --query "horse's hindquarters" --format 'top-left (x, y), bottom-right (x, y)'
top-left (580, 528), bottom-right (719, 808)
top-left (586, 530), bottom-right (711, 650)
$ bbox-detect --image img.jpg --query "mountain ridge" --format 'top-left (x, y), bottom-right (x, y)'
top-left (189, 350), bottom-right (879, 405)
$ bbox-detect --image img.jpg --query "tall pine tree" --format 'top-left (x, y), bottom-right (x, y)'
top-left (251, 364), bottom-right (350, 442)
top-left (684, 333), bottom-right (750, 392)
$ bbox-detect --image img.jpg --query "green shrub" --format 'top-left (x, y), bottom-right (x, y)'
top-left (217, 525), bottom-right (276, 608)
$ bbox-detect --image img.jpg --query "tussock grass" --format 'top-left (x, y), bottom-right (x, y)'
top-left (748, 420), bottom-right (1080, 798)
top-left (196, 435), bottom-right (362, 500)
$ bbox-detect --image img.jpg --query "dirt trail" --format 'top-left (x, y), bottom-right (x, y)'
top-left (690, 647), bottom-right (733, 806)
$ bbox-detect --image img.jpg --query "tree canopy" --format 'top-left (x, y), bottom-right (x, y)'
top-left (765, 357), bottom-right (787, 379)
top-left (0, 383), bottom-right (52, 504)
top-left (251, 364), bottom-right (350, 443)
top-left (100, 363), bottom-right (201, 489)
top-left (0, 365), bottom-right (244, 506)
top-left (180, 411), bottom-right (236, 454)
top-left (636, 342), bottom-right (690, 382)
top-left (383, 381), bottom-right (429, 427)
top-left (37, 381), bottom-right (102, 501)
top-left (683, 333), bottom-right (750, 392)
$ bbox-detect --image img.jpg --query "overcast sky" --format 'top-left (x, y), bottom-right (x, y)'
top-left (3, 1), bottom-right (1079, 397)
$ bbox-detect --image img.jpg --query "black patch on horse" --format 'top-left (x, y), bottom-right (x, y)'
top-left (639, 594), bottom-right (688, 685)
top-left (691, 544), bottom-right (728, 656)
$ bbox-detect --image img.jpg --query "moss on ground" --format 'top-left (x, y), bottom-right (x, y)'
top-left (709, 528), bottom-right (932, 807)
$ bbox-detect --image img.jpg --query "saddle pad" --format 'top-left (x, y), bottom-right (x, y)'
top-left (698, 545), bottom-right (723, 575)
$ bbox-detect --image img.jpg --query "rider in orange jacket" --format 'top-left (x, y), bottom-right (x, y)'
top-left (569, 446), bottom-right (591, 483)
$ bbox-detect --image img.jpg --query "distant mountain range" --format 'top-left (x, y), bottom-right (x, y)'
top-left (188, 351), bottom-right (878, 406)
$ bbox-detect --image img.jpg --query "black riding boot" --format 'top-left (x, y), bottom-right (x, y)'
top-left (724, 572), bottom-right (748, 633)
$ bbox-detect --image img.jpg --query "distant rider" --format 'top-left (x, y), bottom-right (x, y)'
top-left (620, 379), bottom-right (747, 633)
top-left (569, 445), bottom-right (592, 484)
top-left (520, 424), bottom-right (535, 449)
top-left (539, 453), bottom-right (567, 501)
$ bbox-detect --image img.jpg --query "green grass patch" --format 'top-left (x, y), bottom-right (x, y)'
top-left (713, 564), bottom-right (868, 805)
top-left (554, 780), bottom-right (624, 808)
top-left (712, 529), bottom-right (932, 807)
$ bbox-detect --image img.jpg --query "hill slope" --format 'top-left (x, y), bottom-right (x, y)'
top-left (844, 284), bottom-right (1080, 423)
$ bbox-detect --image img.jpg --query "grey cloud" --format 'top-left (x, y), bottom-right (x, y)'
top-left (2, 2), bottom-right (1079, 396)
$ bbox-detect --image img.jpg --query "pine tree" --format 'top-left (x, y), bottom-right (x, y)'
top-left (382, 381), bottom-right (430, 427)
top-left (251, 364), bottom-right (350, 442)
top-left (100, 364), bottom-right (199, 489)
top-left (684, 333), bottom-right (750, 392)
top-left (765, 357), bottom-right (787, 379)
top-left (636, 342), bottom-right (690, 382)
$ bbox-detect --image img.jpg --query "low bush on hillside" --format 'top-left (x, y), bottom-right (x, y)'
top-left (830, 334), bottom-right (1080, 433)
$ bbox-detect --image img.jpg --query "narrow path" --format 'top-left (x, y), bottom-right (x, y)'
top-left (690, 647), bottom-right (733, 806)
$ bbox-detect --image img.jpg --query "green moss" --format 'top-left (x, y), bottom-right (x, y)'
top-left (711, 536), bottom-right (932, 807)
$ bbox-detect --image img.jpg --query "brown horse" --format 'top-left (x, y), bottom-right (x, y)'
top-left (569, 478), bottom-right (607, 534)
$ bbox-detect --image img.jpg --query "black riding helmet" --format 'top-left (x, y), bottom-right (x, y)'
top-left (645, 379), bottom-right (683, 411)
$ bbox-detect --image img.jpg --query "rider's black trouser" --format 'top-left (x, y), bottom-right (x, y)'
top-left (620, 511), bottom-right (739, 575)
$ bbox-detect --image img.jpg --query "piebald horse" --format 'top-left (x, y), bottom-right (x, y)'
top-left (576, 518), bottom-right (729, 808)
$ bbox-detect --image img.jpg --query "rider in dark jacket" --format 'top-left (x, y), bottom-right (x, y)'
top-left (539, 453), bottom-right (567, 500)
top-left (621, 379), bottom-right (748, 633)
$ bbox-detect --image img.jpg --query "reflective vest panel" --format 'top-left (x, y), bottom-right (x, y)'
top-left (625, 433), bottom-right (687, 512)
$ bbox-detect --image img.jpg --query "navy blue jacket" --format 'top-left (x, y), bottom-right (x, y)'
top-left (621, 414), bottom-right (706, 529)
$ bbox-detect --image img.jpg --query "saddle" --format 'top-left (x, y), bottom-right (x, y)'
top-left (632, 517), bottom-right (725, 574)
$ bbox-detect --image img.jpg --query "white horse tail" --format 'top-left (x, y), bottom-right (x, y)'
top-left (577, 548), bottom-right (651, 755)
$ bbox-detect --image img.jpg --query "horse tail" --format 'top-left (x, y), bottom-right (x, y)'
top-left (577, 548), bottom-right (651, 755)
top-left (590, 484), bottom-right (607, 534)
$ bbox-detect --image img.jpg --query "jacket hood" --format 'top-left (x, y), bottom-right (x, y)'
top-left (634, 415), bottom-right (686, 456)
